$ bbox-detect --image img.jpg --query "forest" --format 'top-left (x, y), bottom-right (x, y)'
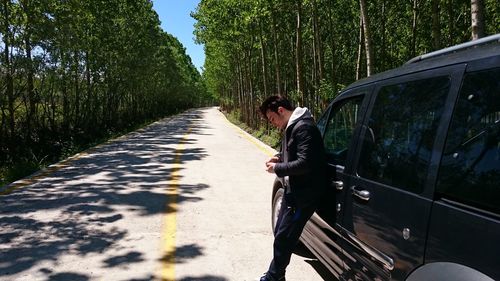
top-left (0, 0), bottom-right (212, 185)
top-left (193, 0), bottom-right (499, 138)
top-left (1, 1), bottom-right (499, 186)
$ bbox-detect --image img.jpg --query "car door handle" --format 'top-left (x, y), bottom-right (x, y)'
top-left (332, 181), bottom-right (343, 190)
top-left (352, 186), bottom-right (371, 201)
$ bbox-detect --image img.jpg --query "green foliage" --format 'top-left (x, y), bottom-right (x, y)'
top-left (256, 127), bottom-right (281, 149)
top-left (225, 108), bottom-right (281, 149)
top-left (3, 160), bottom-right (40, 184)
top-left (193, 0), bottom-right (499, 135)
top-left (0, 0), bottom-right (213, 185)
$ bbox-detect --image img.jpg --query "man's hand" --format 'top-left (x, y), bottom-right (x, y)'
top-left (267, 156), bottom-right (279, 164)
top-left (265, 156), bottom-right (279, 173)
top-left (265, 162), bottom-right (276, 173)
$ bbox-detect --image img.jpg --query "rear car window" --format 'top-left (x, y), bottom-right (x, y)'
top-left (357, 76), bottom-right (450, 193)
top-left (437, 67), bottom-right (500, 214)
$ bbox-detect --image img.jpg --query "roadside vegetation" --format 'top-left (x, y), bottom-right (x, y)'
top-left (225, 109), bottom-right (281, 149)
top-left (2, 0), bottom-right (499, 186)
top-left (0, 0), bottom-right (214, 186)
top-left (193, 0), bottom-right (499, 144)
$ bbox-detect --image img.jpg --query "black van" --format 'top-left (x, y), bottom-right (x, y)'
top-left (271, 34), bottom-right (500, 281)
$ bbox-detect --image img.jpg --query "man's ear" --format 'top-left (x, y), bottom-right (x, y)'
top-left (277, 106), bottom-right (284, 115)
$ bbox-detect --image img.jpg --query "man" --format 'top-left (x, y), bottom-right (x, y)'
top-left (259, 95), bottom-right (327, 281)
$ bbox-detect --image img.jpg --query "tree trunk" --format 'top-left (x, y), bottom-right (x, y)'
top-left (432, 0), bottom-right (441, 50)
top-left (270, 3), bottom-right (281, 96)
top-left (62, 78), bottom-right (70, 132)
top-left (295, 0), bottom-right (304, 105)
top-left (328, 0), bottom-right (337, 94)
top-left (258, 20), bottom-right (268, 98)
top-left (49, 78), bottom-right (56, 131)
top-left (411, 0), bottom-right (419, 58)
top-left (312, 36), bottom-right (317, 101)
top-left (25, 33), bottom-right (35, 138)
top-left (356, 15), bottom-right (364, 80)
top-left (359, 0), bottom-right (374, 76)
top-left (85, 50), bottom-right (92, 127)
top-left (447, 0), bottom-right (454, 46)
top-left (312, 0), bottom-right (324, 82)
top-left (1, 108), bottom-right (6, 147)
top-left (247, 47), bottom-right (255, 128)
top-left (3, 0), bottom-right (15, 142)
top-left (236, 56), bottom-right (243, 109)
top-left (381, 0), bottom-right (387, 71)
top-left (272, 26), bottom-right (281, 97)
top-left (471, 0), bottom-right (485, 40)
top-left (73, 51), bottom-right (80, 128)
top-left (21, 0), bottom-right (36, 140)
top-left (243, 51), bottom-right (249, 124)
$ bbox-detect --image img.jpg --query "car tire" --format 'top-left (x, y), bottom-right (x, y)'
top-left (272, 187), bottom-right (284, 231)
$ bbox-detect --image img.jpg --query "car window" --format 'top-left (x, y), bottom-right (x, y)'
top-left (437, 67), bottom-right (500, 214)
top-left (323, 96), bottom-right (364, 167)
top-left (357, 76), bottom-right (450, 193)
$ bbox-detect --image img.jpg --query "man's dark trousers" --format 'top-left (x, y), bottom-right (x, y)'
top-left (266, 196), bottom-right (316, 280)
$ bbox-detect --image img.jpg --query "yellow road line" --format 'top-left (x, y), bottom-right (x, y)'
top-left (221, 114), bottom-right (276, 158)
top-left (238, 129), bottom-right (275, 157)
top-left (161, 127), bottom-right (192, 281)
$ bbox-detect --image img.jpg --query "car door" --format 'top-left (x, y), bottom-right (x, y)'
top-left (339, 65), bottom-right (466, 280)
top-left (304, 86), bottom-right (372, 279)
top-left (424, 62), bottom-right (500, 281)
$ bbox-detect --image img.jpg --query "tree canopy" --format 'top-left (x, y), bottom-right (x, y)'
top-left (0, 0), bottom-right (211, 183)
top-left (193, 0), bottom-right (499, 127)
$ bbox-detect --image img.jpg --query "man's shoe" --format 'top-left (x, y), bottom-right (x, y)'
top-left (258, 273), bottom-right (285, 281)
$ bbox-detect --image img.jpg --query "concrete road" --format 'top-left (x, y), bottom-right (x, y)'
top-left (0, 107), bottom-right (336, 281)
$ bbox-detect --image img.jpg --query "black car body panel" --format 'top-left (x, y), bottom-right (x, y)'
top-left (271, 35), bottom-right (500, 281)
top-left (425, 201), bottom-right (500, 280)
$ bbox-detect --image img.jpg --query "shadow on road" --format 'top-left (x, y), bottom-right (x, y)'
top-left (0, 109), bottom-right (226, 280)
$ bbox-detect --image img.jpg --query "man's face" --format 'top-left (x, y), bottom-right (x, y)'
top-left (266, 107), bottom-right (287, 129)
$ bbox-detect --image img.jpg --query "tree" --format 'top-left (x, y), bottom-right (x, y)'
top-left (432, 0), bottom-right (441, 49)
top-left (295, 0), bottom-right (304, 104)
top-left (1, 0), bottom-right (15, 146)
top-left (359, 0), bottom-right (373, 76)
top-left (192, 0), bottom-right (499, 140)
top-left (471, 0), bottom-right (485, 39)
top-left (0, 0), bottom-right (210, 182)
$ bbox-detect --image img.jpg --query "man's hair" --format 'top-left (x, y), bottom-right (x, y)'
top-left (259, 95), bottom-right (294, 116)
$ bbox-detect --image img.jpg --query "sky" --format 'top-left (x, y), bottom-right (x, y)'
top-left (151, 0), bottom-right (205, 73)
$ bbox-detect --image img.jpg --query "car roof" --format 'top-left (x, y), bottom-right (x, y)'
top-left (344, 37), bottom-right (500, 92)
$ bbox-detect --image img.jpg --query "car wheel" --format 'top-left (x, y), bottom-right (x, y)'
top-left (272, 188), bottom-right (284, 232)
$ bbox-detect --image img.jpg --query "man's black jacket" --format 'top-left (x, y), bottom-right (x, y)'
top-left (274, 112), bottom-right (327, 209)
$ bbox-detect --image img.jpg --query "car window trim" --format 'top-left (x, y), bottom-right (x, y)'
top-left (326, 86), bottom-right (374, 172)
top-left (439, 197), bottom-right (500, 221)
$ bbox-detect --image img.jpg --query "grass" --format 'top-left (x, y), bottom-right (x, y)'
top-left (0, 161), bottom-right (40, 187)
top-left (224, 109), bottom-right (281, 150)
